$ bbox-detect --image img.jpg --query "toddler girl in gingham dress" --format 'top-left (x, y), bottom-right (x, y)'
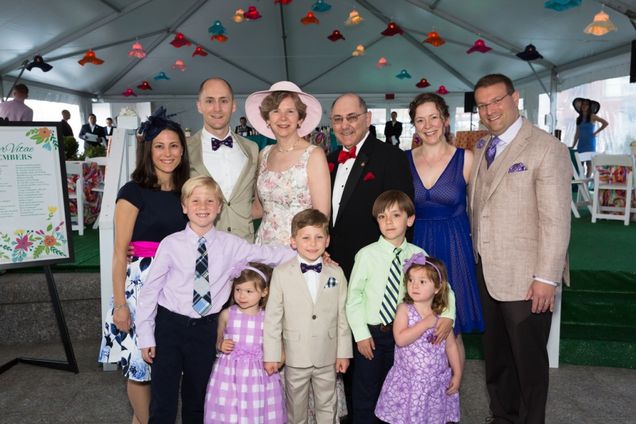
top-left (204, 262), bottom-right (286, 423)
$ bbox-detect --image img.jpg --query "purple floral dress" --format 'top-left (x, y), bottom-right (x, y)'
top-left (255, 145), bottom-right (315, 245)
top-left (375, 304), bottom-right (460, 424)
top-left (204, 305), bottom-right (286, 423)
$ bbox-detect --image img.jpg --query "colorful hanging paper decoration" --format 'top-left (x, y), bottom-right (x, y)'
top-left (122, 88), bottom-right (137, 97)
top-left (396, 69), bottom-right (411, 79)
top-left (209, 21), bottom-right (228, 42)
top-left (312, 1), bottom-right (332, 13)
top-left (584, 10), bottom-right (617, 36)
top-left (153, 71), bottom-right (170, 80)
top-left (244, 6), bottom-right (262, 20)
top-left (416, 78), bottom-right (431, 88)
top-left (233, 9), bottom-right (245, 23)
top-left (345, 10), bottom-right (363, 26)
top-left (170, 32), bottom-right (191, 48)
top-left (172, 59), bottom-right (186, 71)
top-left (78, 49), bottom-right (104, 66)
top-left (26, 55), bottom-right (53, 72)
top-left (352, 44), bottom-right (365, 56)
top-left (327, 29), bottom-right (345, 41)
top-left (466, 39), bottom-right (491, 54)
top-left (137, 81), bottom-right (152, 90)
top-left (275, 0), bottom-right (293, 4)
top-left (381, 22), bottom-right (403, 36)
top-left (128, 41), bottom-right (146, 58)
top-left (376, 57), bottom-right (389, 68)
top-left (516, 44), bottom-right (543, 61)
top-left (192, 46), bottom-right (208, 57)
top-left (436, 85), bottom-right (448, 95)
top-left (544, 0), bottom-right (581, 12)
top-left (423, 31), bottom-right (445, 47)
top-left (301, 12), bottom-right (320, 25)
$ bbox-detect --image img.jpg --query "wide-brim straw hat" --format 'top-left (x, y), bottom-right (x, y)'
top-left (245, 81), bottom-right (322, 139)
top-left (572, 97), bottom-right (600, 115)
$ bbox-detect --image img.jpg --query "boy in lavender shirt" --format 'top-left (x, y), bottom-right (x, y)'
top-left (136, 175), bottom-right (294, 423)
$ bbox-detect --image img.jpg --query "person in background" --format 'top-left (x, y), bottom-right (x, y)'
top-left (98, 107), bottom-right (190, 424)
top-left (79, 113), bottom-right (105, 150)
top-left (571, 97), bottom-right (608, 178)
top-left (104, 117), bottom-right (115, 137)
top-left (234, 116), bottom-right (254, 137)
top-left (469, 73), bottom-right (571, 424)
top-left (60, 109), bottom-right (74, 137)
top-left (0, 83), bottom-right (33, 122)
top-left (383, 111), bottom-right (402, 147)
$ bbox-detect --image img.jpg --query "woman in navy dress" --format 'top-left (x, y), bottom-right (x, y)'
top-left (98, 108), bottom-right (190, 424)
top-left (406, 93), bottom-right (484, 368)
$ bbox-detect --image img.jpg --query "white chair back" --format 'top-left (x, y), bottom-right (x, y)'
top-left (591, 154), bottom-right (633, 225)
top-left (65, 161), bottom-right (85, 236)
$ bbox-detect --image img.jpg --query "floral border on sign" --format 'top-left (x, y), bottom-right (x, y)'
top-left (0, 207), bottom-right (67, 263)
top-left (25, 127), bottom-right (58, 151)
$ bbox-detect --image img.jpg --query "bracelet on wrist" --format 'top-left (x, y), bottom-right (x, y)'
top-left (113, 302), bottom-right (128, 311)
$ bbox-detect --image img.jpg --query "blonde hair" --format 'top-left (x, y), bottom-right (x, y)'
top-left (403, 257), bottom-right (450, 315)
top-left (180, 175), bottom-right (225, 204)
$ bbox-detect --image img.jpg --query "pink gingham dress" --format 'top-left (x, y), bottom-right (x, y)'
top-left (204, 305), bottom-right (286, 423)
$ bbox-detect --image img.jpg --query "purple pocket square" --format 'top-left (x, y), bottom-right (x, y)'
top-left (476, 138), bottom-right (487, 149)
top-left (508, 162), bottom-right (528, 173)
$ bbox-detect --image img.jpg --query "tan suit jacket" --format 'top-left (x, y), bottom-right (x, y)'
top-left (263, 258), bottom-right (353, 368)
top-left (187, 130), bottom-right (259, 242)
top-left (468, 119), bottom-right (571, 301)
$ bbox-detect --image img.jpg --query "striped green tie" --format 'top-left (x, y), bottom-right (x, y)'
top-left (379, 247), bottom-right (402, 325)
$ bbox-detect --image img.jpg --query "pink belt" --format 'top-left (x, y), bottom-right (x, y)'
top-left (129, 241), bottom-right (160, 258)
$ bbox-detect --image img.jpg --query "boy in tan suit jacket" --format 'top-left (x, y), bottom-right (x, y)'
top-left (264, 209), bottom-right (352, 424)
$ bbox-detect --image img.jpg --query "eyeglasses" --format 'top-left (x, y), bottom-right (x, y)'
top-left (476, 93), bottom-right (512, 111)
top-left (330, 112), bottom-right (366, 125)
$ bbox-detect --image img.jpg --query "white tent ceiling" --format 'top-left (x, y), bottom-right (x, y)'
top-left (1, 0), bottom-right (635, 100)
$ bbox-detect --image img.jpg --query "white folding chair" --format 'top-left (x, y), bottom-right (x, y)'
top-left (570, 151), bottom-right (593, 218)
top-left (66, 161), bottom-right (85, 236)
top-left (591, 154), bottom-right (633, 226)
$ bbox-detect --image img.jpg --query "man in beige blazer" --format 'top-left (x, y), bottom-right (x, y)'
top-left (264, 210), bottom-right (352, 423)
top-left (469, 74), bottom-right (571, 424)
top-left (188, 77), bottom-right (259, 241)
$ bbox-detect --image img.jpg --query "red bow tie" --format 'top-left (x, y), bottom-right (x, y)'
top-left (337, 146), bottom-right (357, 164)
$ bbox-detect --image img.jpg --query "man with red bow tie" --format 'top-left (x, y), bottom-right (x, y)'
top-left (327, 93), bottom-right (413, 423)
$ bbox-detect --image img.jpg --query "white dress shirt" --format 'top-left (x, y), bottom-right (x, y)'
top-left (332, 133), bottom-right (369, 224)
top-left (299, 256), bottom-right (323, 303)
top-left (201, 128), bottom-right (247, 200)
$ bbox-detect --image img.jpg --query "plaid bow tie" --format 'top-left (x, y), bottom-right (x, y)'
top-left (337, 145), bottom-right (357, 164)
top-left (211, 136), bottom-right (233, 151)
top-left (300, 263), bottom-right (322, 273)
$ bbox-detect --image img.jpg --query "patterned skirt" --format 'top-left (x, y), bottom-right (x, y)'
top-left (98, 256), bottom-right (153, 382)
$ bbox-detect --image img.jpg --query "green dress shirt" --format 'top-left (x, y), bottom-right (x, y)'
top-left (346, 236), bottom-right (456, 342)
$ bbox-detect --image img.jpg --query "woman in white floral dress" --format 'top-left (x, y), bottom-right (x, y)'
top-left (246, 81), bottom-right (330, 245)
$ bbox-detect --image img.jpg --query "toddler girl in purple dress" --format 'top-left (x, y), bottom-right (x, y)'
top-left (375, 254), bottom-right (461, 424)
top-left (204, 262), bottom-right (286, 423)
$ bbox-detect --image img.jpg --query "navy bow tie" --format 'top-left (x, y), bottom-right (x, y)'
top-left (211, 136), bottom-right (233, 151)
top-left (300, 263), bottom-right (322, 273)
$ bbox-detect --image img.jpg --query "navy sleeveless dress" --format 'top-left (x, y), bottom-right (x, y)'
top-left (407, 149), bottom-right (484, 334)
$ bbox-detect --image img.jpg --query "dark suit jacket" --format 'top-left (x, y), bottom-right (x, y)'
top-left (327, 135), bottom-right (414, 277)
top-left (384, 121), bottom-right (402, 145)
top-left (104, 126), bottom-right (115, 136)
top-left (59, 120), bottom-right (73, 138)
top-left (79, 124), bottom-right (105, 147)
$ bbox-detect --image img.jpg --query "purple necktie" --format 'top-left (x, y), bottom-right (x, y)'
top-left (485, 136), bottom-right (501, 168)
top-left (211, 136), bottom-right (233, 151)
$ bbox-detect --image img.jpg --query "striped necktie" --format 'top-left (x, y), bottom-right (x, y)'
top-left (379, 247), bottom-right (402, 325)
top-left (193, 237), bottom-right (212, 315)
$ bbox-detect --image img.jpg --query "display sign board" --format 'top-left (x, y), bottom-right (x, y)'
top-left (0, 122), bottom-right (74, 269)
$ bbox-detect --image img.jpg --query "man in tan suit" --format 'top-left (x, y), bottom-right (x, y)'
top-left (469, 74), bottom-right (571, 424)
top-left (264, 209), bottom-right (352, 423)
top-left (188, 77), bottom-right (259, 241)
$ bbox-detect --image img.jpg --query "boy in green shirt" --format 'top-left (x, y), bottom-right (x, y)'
top-left (345, 190), bottom-right (456, 423)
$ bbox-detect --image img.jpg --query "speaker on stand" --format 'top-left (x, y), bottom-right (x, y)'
top-left (464, 91), bottom-right (477, 129)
